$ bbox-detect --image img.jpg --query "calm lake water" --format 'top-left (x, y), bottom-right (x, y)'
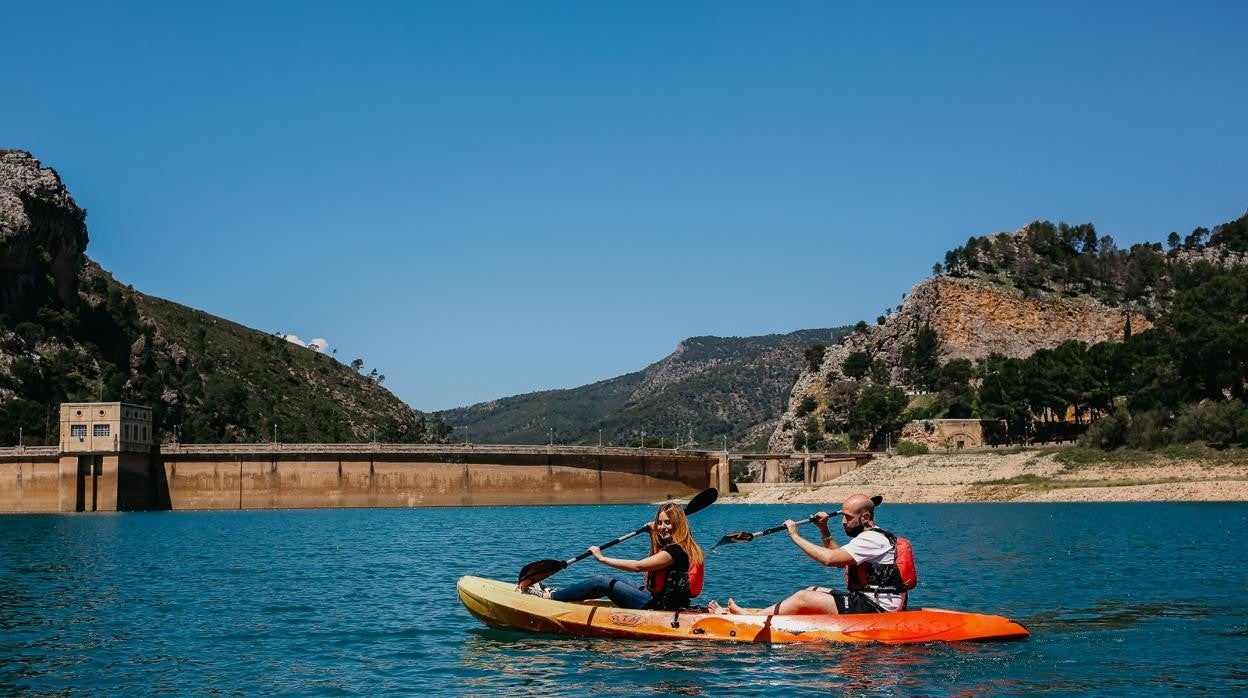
top-left (2, 502), bottom-right (1246, 695)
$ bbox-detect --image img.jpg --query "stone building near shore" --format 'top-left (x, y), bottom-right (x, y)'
top-left (900, 418), bottom-right (987, 450)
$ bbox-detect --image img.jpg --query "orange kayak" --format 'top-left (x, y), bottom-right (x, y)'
top-left (457, 576), bottom-right (1029, 644)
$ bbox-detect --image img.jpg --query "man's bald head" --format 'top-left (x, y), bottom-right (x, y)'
top-left (843, 493), bottom-right (876, 516)
top-left (840, 493), bottom-right (876, 534)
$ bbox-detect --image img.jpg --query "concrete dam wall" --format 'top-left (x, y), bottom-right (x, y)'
top-left (0, 448), bottom-right (61, 512)
top-left (1, 445), bottom-right (720, 512)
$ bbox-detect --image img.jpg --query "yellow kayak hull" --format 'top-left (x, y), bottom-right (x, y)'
top-left (457, 576), bottom-right (1029, 644)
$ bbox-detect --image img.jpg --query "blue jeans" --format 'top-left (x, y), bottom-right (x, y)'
top-left (550, 575), bottom-right (653, 609)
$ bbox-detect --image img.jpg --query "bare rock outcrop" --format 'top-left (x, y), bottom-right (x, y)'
top-left (768, 276), bottom-right (1149, 450)
top-left (0, 150), bottom-right (88, 319)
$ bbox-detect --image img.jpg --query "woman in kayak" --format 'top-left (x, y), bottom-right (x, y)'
top-left (525, 502), bottom-right (705, 611)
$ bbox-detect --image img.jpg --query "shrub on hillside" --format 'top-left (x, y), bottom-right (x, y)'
top-left (1079, 408), bottom-right (1169, 450)
top-left (1081, 410), bottom-right (1129, 450)
top-left (804, 344), bottom-right (826, 372)
top-left (1124, 408), bottom-right (1172, 450)
top-left (895, 440), bottom-right (929, 456)
top-left (1171, 400), bottom-right (1248, 447)
top-left (1081, 400), bottom-right (1248, 451)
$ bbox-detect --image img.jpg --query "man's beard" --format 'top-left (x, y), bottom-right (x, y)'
top-left (843, 522), bottom-right (865, 537)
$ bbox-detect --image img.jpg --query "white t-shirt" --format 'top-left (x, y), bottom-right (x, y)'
top-left (841, 529), bottom-right (907, 611)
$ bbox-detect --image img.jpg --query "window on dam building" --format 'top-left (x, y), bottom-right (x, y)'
top-left (94, 424), bottom-right (111, 437)
top-left (71, 425), bottom-right (87, 438)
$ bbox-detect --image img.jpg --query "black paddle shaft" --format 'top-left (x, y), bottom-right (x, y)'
top-left (517, 487), bottom-right (718, 586)
top-left (564, 525), bottom-right (647, 565)
top-left (710, 494), bottom-right (884, 551)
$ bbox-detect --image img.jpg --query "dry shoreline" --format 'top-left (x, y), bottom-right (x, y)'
top-left (724, 450), bottom-right (1248, 504)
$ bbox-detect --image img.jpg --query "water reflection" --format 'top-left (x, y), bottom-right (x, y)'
top-left (1024, 600), bottom-right (1211, 632)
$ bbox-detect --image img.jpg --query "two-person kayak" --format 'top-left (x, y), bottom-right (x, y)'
top-left (457, 576), bottom-right (1028, 644)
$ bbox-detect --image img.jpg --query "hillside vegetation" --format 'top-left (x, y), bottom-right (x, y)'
top-left (939, 217), bottom-right (1248, 313)
top-left (440, 329), bottom-right (848, 450)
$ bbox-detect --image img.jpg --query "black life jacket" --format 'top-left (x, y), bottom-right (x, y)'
top-left (644, 545), bottom-right (703, 609)
top-left (845, 527), bottom-right (918, 595)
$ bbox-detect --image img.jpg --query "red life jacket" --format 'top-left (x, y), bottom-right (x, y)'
top-left (845, 527), bottom-right (917, 594)
top-left (645, 550), bottom-right (704, 598)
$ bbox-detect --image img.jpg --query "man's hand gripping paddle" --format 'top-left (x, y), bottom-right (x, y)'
top-left (710, 494), bottom-right (883, 552)
top-left (516, 487), bottom-right (719, 588)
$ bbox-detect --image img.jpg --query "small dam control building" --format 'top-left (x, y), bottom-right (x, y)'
top-left (60, 402), bottom-right (153, 454)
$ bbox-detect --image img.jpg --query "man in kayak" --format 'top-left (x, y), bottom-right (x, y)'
top-left (708, 492), bottom-right (914, 615)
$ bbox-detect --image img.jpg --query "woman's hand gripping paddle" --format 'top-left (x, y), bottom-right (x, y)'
top-left (516, 487), bottom-right (719, 588)
top-left (710, 494), bottom-right (883, 552)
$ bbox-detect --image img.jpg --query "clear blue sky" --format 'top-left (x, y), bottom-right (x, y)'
top-left (5, 1), bottom-right (1246, 411)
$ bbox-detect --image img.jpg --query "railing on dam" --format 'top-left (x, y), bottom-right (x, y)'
top-left (0, 446), bottom-right (60, 458)
top-left (162, 443), bottom-right (720, 457)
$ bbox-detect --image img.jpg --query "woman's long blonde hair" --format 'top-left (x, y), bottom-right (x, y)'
top-left (650, 502), bottom-right (705, 567)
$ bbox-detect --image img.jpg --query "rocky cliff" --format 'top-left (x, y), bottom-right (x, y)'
top-left (0, 150), bottom-right (87, 321)
top-left (768, 275), bottom-right (1149, 450)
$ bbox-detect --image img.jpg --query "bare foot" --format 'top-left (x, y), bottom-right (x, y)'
top-left (706, 599), bottom-right (727, 615)
top-left (726, 598), bottom-right (746, 615)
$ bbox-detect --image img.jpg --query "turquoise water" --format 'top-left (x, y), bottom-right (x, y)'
top-left (2, 502), bottom-right (1246, 695)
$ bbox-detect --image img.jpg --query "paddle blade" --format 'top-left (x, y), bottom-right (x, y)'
top-left (709, 531), bottom-right (754, 552)
top-left (684, 487), bottom-right (719, 516)
top-left (871, 495), bottom-right (883, 506)
top-left (517, 559), bottom-right (566, 587)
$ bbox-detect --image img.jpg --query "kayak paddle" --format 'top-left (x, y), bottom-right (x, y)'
top-left (516, 487), bottom-right (719, 588)
top-left (710, 494), bottom-right (884, 552)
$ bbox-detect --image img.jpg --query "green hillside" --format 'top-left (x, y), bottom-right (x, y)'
top-left (0, 263), bottom-right (438, 445)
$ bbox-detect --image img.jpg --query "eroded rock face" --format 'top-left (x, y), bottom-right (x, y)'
top-left (768, 276), bottom-right (1149, 450)
top-left (908, 277), bottom-right (1144, 362)
top-left (0, 150), bottom-right (87, 320)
